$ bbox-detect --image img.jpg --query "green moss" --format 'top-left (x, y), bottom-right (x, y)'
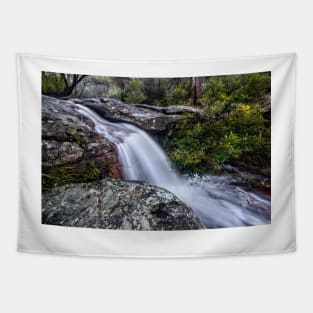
top-left (69, 132), bottom-right (87, 149)
top-left (42, 161), bottom-right (102, 191)
top-left (87, 161), bottom-right (101, 179)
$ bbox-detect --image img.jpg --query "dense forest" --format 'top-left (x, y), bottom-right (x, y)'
top-left (42, 71), bottom-right (271, 177)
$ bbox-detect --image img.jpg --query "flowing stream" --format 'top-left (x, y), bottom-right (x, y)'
top-left (77, 104), bottom-right (270, 228)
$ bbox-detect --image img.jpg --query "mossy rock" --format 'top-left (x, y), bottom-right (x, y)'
top-left (42, 161), bottom-right (103, 191)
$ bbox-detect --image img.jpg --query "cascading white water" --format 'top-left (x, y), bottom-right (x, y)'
top-left (76, 103), bottom-right (270, 228)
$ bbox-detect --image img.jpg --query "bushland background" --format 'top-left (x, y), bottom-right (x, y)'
top-left (42, 72), bottom-right (271, 177)
top-left (0, 1), bottom-right (311, 313)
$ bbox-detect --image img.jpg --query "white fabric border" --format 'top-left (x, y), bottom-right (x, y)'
top-left (17, 53), bottom-right (296, 258)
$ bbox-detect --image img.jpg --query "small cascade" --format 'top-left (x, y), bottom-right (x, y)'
top-left (76, 103), bottom-right (270, 228)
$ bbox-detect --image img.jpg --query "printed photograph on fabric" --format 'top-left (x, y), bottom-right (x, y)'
top-left (41, 72), bottom-right (271, 230)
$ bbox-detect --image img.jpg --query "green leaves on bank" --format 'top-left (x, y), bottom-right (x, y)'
top-left (164, 104), bottom-right (270, 175)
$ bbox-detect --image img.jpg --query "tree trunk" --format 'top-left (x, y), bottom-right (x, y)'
top-left (192, 77), bottom-right (200, 105)
top-left (60, 74), bottom-right (87, 98)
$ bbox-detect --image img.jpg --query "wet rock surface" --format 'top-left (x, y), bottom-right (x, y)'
top-left (42, 96), bottom-right (121, 190)
top-left (221, 163), bottom-right (271, 194)
top-left (42, 178), bottom-right (205, 230)
top-left (76, 98), bottom-right (202, 133)
top-left (42, 140), bottom-right (84, 167)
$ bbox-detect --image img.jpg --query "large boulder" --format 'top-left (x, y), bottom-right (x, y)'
top-left (73, 76), bottom-right (109, 98)
top-left (42, 96), bottom-right (121, 190)
top-left (42, 178), bottom-right (204, 231)
top-left (77, 98), bottom-right (203, 133)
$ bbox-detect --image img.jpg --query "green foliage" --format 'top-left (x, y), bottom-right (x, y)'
top-left (42, 73), bottom-right (65, 96)
top-left (99, 77), bottom-right (192, 106)
top-left (165, 102), bottom-right (270, 175)
top-left (165, 115), bottom-right (215, 174)
top-left (201, 73), bottom-right (270, 106)
top-left (165, 82), bottom-right (190, 105)
top-left (42, 71), bottom-right (271, 178)
top-left (124, 79), bottom-right (146, 103)
top-left (200, 78), bottom-right (228, 105)
top-left (87, 161), bottom-right (101, 179)
top-left (42, 161), bottom-right (101, 191)
top-left (42, 72), bottom-right (88, 97)
top-left (106, 85), bottom-right (124, 100)
top-left (100, 73), bottom-right (270, 108)
top-left (43, 71), bottom-right (270, 108)
top-left (162, 72), bottom-right (271, 175)
top-left (69, 132), bottom-right (87, 149)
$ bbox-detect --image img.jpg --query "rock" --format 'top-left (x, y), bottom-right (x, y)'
top-left (42, 178), bottom-right (204, 230)
top-left (73, 76), bottom-right (109, 99)
top-left (42, 96), bottom-right (121, 190)
top-left (221, 163), bottom-right (271, 193)
top-left (77, 98), bottom-right (202, 133)
top-left (42, 96), bottom-right (97, 143)
top-left (42, 140), bottom-right (84, 167)
top-left (261, 94), bottom-right (271, 111)
top-left (134, 103), bottom-right (204, 115)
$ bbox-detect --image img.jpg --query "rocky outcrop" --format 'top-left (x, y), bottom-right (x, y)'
top-left (42, 178), bottom-right (204, 230)
top-left (134, 103), bottom-right (204, 115)
top-left (74, 76), bottom-right (109, 99)
top-left (42, 96), bottom-right (121, 190)
top-left (76, 98), bottom-right (203, 133)
top-left (221, 163), bottom-right (271, 194)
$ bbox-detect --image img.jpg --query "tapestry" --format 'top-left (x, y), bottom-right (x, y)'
top-left (17, 53), bottom-right (296, 257)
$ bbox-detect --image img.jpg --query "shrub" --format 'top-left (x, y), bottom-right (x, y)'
top-left (165, 82), bottom-right (189, 105)
top-left (42, 73), bottom-right (65, 96)
top-left (164, 103), bottom-right (270, 175)
top-left (124, 79), bottom-right (146, 103)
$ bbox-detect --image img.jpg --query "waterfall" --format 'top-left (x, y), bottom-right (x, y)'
top-left (76, 103), bottom-right (270, 228)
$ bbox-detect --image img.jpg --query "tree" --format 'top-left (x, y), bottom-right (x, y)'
top-left (42, 72), bottom-right (88, 98)
top-left (192, 77), bottom-right (201, 105)
top-left (111, 78), bottom-right (131, 102)
top-left (60, 74), bottom-right (87, 97)
top-left (124, 79), bottom-right (146, 103)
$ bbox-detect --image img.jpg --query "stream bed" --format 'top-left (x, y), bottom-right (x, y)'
top-left (77, 103), bottom-right (271, 228)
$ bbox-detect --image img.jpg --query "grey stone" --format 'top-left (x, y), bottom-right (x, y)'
top-left (41, 96), bottom-right (121, 188)
top-left (42, 178), bottom-right (204, 231)
top-left (77, 98), bottom-right (203, 133)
